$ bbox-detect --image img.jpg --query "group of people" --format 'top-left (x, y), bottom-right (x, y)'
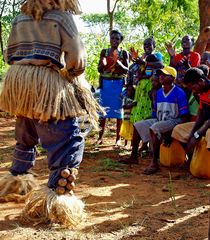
top-left (0, 0), bottom-right (209, 228)
top-left (96, 30), bottom-right (210, 175)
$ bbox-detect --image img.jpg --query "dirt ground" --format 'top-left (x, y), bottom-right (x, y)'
top-left (0, 114), bottom-right (210, 240)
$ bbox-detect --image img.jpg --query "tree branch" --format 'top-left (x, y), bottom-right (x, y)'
top-left (0, 0), bottom-right (7, 18)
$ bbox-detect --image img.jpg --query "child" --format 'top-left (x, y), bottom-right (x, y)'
top-left (149, 73), bottom-right (162, 108)
top-left (119, 84), bottom-right (137, 147)
top-left (144, 54), bottom-right (162, 78)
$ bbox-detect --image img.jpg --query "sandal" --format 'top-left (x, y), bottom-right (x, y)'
top-left (143, 166), bottom-right (159, 175)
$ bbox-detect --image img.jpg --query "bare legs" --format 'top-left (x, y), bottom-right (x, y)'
top-left (97, 118), bottom-right (106, 144)
top-left (97, 118), bottom-right (122, 145)
top-left (120, 127), bottom-right (140, 164)
top-left (116, 119), bottom-right (122, 144)
top-left (130, 128), bottom-right (141, 160)
top-left (143, 129), bottom-right (160, 174)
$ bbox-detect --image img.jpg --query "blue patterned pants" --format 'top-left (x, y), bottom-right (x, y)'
top-left (11, 117), bottom-right (84, 189)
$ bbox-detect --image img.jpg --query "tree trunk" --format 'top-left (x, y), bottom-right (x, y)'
top-left (107, 0), bottom-right (120, 35)
top-left (107, 0), bottom-right (113, 35)
top-left (194, 0), bottom-right (210, 54)
top-left (0, 0), bottom-right (7, 58)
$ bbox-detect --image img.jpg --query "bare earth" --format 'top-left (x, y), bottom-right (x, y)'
top-left (0, 114), bottom-right (209, 240)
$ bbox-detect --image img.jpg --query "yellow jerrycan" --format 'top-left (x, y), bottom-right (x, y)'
top-left (160, 139), bottom-right (186, 167)
top-left (190, 137), bottom-right (210, 178)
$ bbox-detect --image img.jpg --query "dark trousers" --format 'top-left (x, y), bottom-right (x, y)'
top-left (11, 117), bottom-right (84, 189)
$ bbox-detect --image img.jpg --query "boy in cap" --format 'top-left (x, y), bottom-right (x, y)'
top-left (120, 66), bottom-right (189, 175)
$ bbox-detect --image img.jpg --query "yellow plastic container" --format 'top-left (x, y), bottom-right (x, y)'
top-left (160, 139), bottom-right (186, 167)
top-left (190, 138), bottom-right (210, 178)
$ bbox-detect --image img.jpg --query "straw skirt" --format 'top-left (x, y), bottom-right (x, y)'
top-left (0, 65), bottom-right (101, 127)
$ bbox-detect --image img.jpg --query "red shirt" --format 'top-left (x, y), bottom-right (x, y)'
top-left (174, 52), bottom-right (200, 67)
top-left (199, 89), bottom-right (210, 109)
top-left (199, 88), bottom-right (210, 121)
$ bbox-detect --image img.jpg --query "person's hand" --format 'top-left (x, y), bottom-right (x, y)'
top-left (102, 57), bottom-right (107, 66)
top-left (104, 55), bottom-right (115, 70)
top-left (186, 136), bottom-right (198, 153)
top-left (112, 50), bottom-right (119, 62)
top-left (136, 57), bottom-right (145, 65)
top-left (177, 55), bottom-right (190, 68)
top-left (130, 47), bottom-right (139, 60)
top-left (183, 56), bottom-right (190, 68)
top-left (165, 42), bottom-right (175, 57)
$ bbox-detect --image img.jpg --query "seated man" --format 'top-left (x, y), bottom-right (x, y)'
top-left (120, 66), bottom-right (189, 175)
top-left (172, 67), bottom-right (210, 163)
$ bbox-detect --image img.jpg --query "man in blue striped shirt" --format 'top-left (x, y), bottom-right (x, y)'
top-left (121, 66), bottom-right (189, 175)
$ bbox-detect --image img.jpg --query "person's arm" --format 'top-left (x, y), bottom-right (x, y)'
top-left (188, 108), bottom-right (206, 138)
top-left (123, 100), bottom-right (137, 109)
top-left (185, 108), bottom-right (207, 153)
top-left (151, 92), bottom-right (158, 119)
top-left (196, 119), bottom-right (210, 136)
top-left (97, 49), bottom-right (107, 74)
top-left (165, 42), bottom-right (176, 67)
top-left (114, 50), bottom-right (129, 74)
top-left (177, 88), bottom-right (189, 122)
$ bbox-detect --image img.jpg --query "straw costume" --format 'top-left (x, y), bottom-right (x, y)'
top-left (0, 0), bottom-right (104, 228)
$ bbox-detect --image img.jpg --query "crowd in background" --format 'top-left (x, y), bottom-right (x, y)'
top-left (96, 30), bottom-right (210, 176)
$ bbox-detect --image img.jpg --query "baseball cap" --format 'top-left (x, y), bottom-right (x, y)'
top-left (157, 66), bottom-right (177, 78)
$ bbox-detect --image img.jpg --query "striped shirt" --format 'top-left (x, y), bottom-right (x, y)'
top-left (152, 85), bottom-right (188, 121)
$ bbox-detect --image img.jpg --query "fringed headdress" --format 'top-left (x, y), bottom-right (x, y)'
top-left (21, 0), bottom-right (82, 20)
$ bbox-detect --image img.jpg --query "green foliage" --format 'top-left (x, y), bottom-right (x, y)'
top-left (80, 0), bottom-right (199, 81)
top-left (129, 0), bottom-right (199, 60)
top-left (0, 0), bottom-right (200, 83)
top-left (81, 33), bottom-right (109, 87)
top-left (0, 0), bottom-right (21, 77)
top-left (82, 13), bottom-right (109, 26)
top-left (0, 55), bottom-right (8, 80)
